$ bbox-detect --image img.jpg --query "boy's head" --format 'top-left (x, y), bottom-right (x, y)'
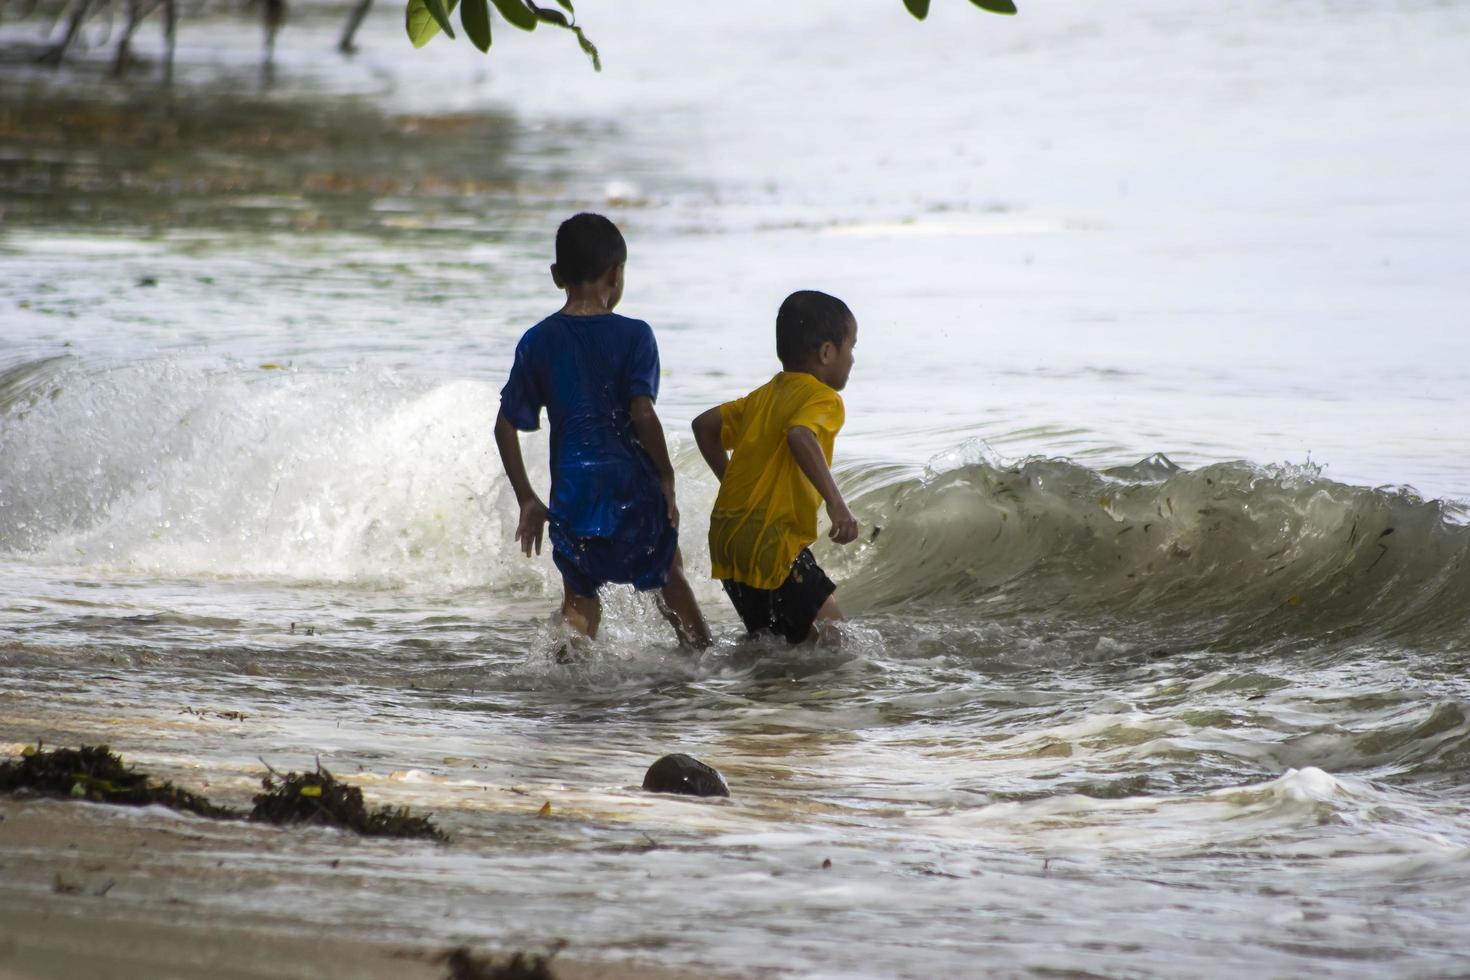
top-left (776, 290), bottom-right (857, 391)
top-left (552, 213), bottom-right (627, 289)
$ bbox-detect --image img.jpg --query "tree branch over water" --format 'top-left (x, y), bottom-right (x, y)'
top-left (5, 0), bottom-right (1016, 79)
top-left (405, 0), bottom-right (1017, 70)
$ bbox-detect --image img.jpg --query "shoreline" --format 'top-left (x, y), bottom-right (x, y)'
top-left (0, 799), bottom-right (751, 980)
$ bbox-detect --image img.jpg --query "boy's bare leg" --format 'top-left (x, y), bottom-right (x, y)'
top-left (656, 549), bottom-right (711, 650)
top-left (561, 585), bottom-right (601, 639)
top-left (808, 594), bottom-right (844, 645)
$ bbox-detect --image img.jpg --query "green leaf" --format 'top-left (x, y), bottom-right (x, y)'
top-left (461, 0), bottom-right (492, 51)
top-left (903, 0), bottom-right (930, 19)
top-left (427, 0), bottom-right (459, 37)
top-left (405, 0), bottom-right (461, 47)
top-left (524, 3), bottom-right (597, 70)
top-left (406, 0), bottom-right (457, 44)
top-left (574, 25), bottom-right (600, 70)
top-left (406, 0), bottom-right (441, 47)
top-left (553, 0), bottom-right (572, 10)
top-left (490, 0), bottom-right (537, 30)
top-left (969, 0), bottom-right (1018, 13)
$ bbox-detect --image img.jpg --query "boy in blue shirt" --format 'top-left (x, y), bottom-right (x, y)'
top-left (493, 213), bottom-right (710, 650)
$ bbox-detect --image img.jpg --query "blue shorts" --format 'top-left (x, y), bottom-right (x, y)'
top-left (550, 503), bottom-right (679, 598)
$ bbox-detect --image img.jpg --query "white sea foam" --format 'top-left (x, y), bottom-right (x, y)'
top-left (0, 358), bottom-right (537, 590)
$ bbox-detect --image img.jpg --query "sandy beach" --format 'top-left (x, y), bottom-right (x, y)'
top-left (0, 799), bottom-right (741, 980)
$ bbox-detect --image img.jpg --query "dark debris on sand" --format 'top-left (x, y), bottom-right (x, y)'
top-left (442, 945), bottom-right (561, 980)
top-left (250, 762), bottom-right (446, 842)
top-left (1, 743), bottom-right (446, 842)
top-left (0, 743), bottom-right (234, 818)
top-left (642, 753), bottom-right (730, 798)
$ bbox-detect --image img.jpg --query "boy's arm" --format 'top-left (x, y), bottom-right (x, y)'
top-left (786, 425), bottom-right (859, 544)
top-left (691, 406), bottom-right (728, 482)
top-left (493, 409), bottom-right (549, 556)
top-left (629, 395), bottom-right (679, 529)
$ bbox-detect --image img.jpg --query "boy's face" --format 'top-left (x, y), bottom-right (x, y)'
top-left (822, 319), bottom-right (858, 391)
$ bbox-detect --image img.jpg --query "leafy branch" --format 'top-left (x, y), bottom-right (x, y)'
top-left (406, 0), bottom-right (1017, 69)
top-left (405, 0), bottom-right (597, 69)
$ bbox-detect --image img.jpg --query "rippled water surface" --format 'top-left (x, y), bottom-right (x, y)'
top-left (3, 1), bottom-right (1470, 976)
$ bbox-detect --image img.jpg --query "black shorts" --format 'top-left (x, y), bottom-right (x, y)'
top-left (721, 548), bottom-right (837, 644)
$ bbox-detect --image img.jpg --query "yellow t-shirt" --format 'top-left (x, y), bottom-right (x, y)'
top-left (708, 371), bottom-right (845, 589)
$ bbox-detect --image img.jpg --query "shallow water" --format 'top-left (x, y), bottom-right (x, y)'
top-left (3, 1), bottom-right (1470, 976)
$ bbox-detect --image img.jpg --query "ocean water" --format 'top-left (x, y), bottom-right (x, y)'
top-left (3, 1), bottom-right (1470, 976)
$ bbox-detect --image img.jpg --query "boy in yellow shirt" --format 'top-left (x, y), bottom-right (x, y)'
top-left (691, 290), bottom-right (860, 643)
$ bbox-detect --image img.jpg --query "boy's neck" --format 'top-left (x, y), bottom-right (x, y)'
top-left (782, 364), bottom-right (831, 387)
top-left (559, 283), bottom-right (618, 317)
top-left (560, 298), bottom-right (615, 316)
top-left (551, 261), bottom-right (624, 317)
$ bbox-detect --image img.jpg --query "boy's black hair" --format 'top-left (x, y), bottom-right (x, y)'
top-left (555, 213), bottom-right (627, 284)
top-left (776, 290), bottom-right (854, 368)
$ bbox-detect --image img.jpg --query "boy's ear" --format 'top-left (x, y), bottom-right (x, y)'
top-left (550, 263), bottom-right (564, 289)
top-left (818, 340), bottom-right (837, 365)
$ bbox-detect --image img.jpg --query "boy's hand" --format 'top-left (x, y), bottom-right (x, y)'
top-left (661, 477), bottom-right (679, 530)
top-left (827, 500), bottom-right (859, 545)
top-left (516, 498), bottom-right (549, 556)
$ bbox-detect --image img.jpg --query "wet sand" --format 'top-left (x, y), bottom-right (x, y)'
top-left (0, 800), bottom-right (745, 980)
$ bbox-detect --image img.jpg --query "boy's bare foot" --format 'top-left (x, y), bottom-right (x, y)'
top-left (552, 636), bottom-right (591, 665)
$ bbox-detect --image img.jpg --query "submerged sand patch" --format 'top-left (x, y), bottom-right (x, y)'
top-left (0, 801), bottom-right (740, 980)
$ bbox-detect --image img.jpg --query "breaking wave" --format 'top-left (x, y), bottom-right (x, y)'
top-left (0, 355), bottom-right (542, 592)
top-left (830, 443), bottom-right (1470, 651)
top-left (4, 355), bottom-right (1469, 649)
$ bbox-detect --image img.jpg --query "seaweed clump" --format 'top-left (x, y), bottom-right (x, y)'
top-left (249, 763), bottom-right (446, 842)
top-left (442, 946), bottom-right (560, 980)
top-left (1, 744), bottom-right (449, 843)
top-left (0, 743), bottom-right (235, 819)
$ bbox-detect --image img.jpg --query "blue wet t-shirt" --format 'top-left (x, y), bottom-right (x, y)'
top-left (499, 312), bottom-right (662, 539)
